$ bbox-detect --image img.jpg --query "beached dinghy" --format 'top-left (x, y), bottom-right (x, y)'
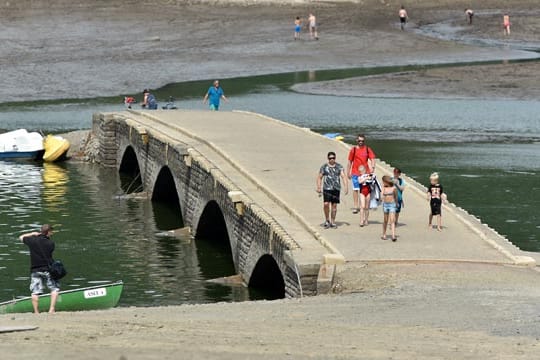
top-left (0, 129), bottom-right (45, 160)
top-left (0, 281), bottom-right (124, 314)
top-left (42, 134), bottom-right (70, 162)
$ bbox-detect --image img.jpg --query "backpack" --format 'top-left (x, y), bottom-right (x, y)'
top-left (49, 259), bottom-right (67, 280)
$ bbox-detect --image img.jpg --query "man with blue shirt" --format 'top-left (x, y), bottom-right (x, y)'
top-left (203, 80), bottom-right (227, 110)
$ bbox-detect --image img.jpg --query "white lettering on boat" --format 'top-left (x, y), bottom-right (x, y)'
top-left (84, 288), bottom-right (107, 299)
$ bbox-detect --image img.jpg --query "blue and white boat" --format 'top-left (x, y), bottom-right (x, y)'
top-left (0, 129), bottom-right (45, 160)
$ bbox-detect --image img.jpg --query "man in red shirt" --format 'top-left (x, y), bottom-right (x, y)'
top-left (347, 134), bottom-right (376, 216)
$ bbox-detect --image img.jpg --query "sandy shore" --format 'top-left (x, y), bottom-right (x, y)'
top-left (1, 1), bottom-right (540, 358)
top-left (2, 263), bottom-right (540, 359)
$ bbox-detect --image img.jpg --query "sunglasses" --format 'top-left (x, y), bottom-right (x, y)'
top-left (328, 157), bottom-right (336, 160)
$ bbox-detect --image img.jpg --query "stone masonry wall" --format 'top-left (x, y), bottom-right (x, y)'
top-left (93, 113), bottom-right (310, 297)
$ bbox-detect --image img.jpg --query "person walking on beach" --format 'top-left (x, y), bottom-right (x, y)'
top-left (308, 13), bottom-right (318, 40)
top-left (392, 167), bottom-right (406, 225)
top-left (316, 152), bottom-right (348, 229)
top-left (203, 80), bottom-right (227, 111)
top-left (19, 224), bottom-right (59, 314)
top-left (294, 16), bottom-right (302, 40)
top-left (427, 172), bottom-right (445, 231)
top-left (347, 134), bottom-right (376, 217)
top-left (503, 14), bottom-right (511, 35)
top-left (381, 176), bottom-right (398, 241)
top-left (465, 9), bottom-right (474, 25)
top-left (399, 5), bottom-right (408, 30)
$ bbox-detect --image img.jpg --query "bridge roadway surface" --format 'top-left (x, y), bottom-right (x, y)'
top-left (120, 109), bottom-right (535, 270)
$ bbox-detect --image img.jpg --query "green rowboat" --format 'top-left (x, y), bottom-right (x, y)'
top-left (0, 281), bottom-right (123, 314)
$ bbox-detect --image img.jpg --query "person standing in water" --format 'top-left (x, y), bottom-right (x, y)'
top-left (503, 14), bottom-right (511, 35)
top-left (308, 13), bottom-right (318, 40)
top-left (465, 9), bottom-right (474, 25)
top-left (399, 5), bottom-right (408, 30)
top-left (294, 16), bottom-right (302, 40)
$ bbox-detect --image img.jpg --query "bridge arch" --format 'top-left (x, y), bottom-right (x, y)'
top-left (194, 200), bottom-right (236, 278)
top-left (118, 145), bottom-right (143, 193)
top-left (248, 254), bottom-right (285, 299)
top-left (152, 165), bottom-right (184, 229)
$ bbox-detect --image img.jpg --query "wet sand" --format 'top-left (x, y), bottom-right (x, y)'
top-left (292, 61), bottom-right (540, 100)
top-left (0, 0), bottom-right (538, 102)
top-left (1, 1), bottom-right (540, 358)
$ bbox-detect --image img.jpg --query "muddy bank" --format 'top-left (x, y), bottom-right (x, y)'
top-left (0, 0), bottom-right (538, 103)
top-left (292, 61), bottom-right (540, 100)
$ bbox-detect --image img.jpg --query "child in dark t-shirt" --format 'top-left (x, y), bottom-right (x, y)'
top-left (427, 172), bottom-right (446, 231)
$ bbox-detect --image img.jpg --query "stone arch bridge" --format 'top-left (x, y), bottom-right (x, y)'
top-left (92, 109), bottom-right (535, 298)
top-left (93, 110), bottom-right (338, 298)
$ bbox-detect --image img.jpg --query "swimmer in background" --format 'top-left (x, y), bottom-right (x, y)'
top-left (308, 13), bottom-right (318, 40)
top-left (294, 16), bottom-right (302, 40)
top-left (503, 14), bottom-right (511, 35)
top-left (465, 9), bottom-right (474, 25)
top-left (399, 5), bottom-right (408, 31)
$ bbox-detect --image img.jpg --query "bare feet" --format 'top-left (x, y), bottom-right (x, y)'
top-left (381, 235), bottom-right (386, 240)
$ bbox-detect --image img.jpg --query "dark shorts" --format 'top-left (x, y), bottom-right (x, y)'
top-left (430, 199), bottom-right (442, 216)
top-left (323, 189), bottom-right (340, 204)
top-left (400, 17), bottom-right (407, 23)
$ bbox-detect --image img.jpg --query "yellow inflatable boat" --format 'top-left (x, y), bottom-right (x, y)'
top-left (42, 135), bottom-right (70, 162)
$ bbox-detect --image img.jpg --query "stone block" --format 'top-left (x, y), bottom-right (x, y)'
top-left (317, 264), bottom-right (335, 294)
top-left (323, 253), bottom-right (345, 265)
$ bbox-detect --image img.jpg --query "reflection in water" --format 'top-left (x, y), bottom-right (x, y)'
top-left (42, 162), bottom-right (69, 213)
top-left (0, 162), bottom-right (252, 306)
